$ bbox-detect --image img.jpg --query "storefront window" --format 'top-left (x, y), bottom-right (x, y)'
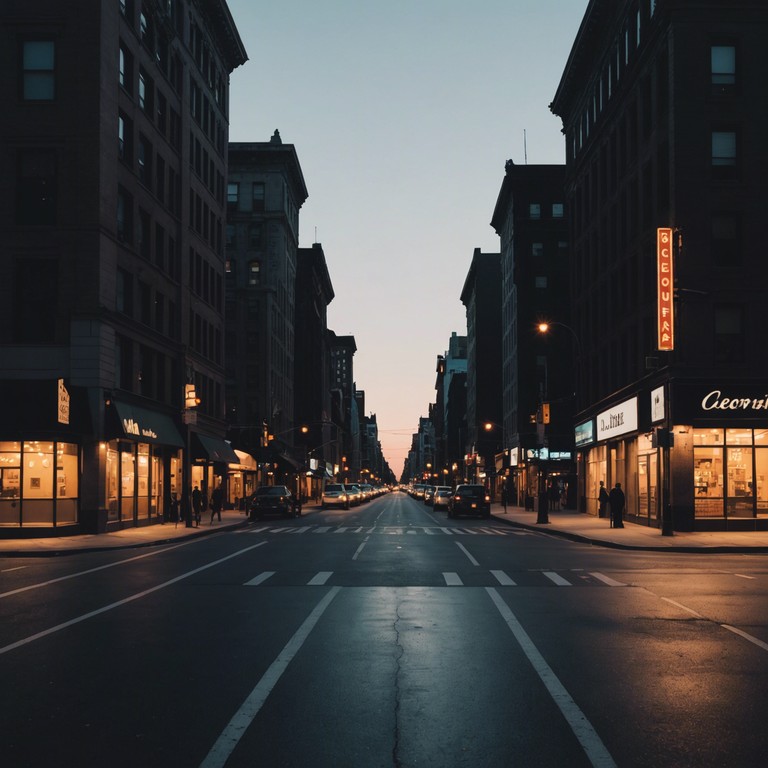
top-left (727, 445), bottom-right (753, 517)
top-left (694, 446), bottom-right (724, 517)
top-left (0, 442), bottom-right (22, 526)
top-left (137, 444), bottom-right (149, 519)
top-left (151, 449), bottom-right (162, 520)
top-left (56, 443), bottom-right (78, 524)
top-left (121, 443), bottom-right (135, 520)
top-left (106, 442), bottom-right (119, 521)
top-left (23, 441), bottom-right (54, 525)
top-left (693, 428), bottom-right (724, 446)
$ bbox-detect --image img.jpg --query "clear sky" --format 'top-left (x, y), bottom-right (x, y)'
top-left (226, 0), bottom-right (588, 475)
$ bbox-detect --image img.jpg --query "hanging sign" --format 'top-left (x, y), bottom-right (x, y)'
top-left (657, 227), bottom-right (674, 350)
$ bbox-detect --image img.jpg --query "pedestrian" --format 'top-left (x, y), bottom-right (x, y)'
top-left (500, 483), bottom-right (508, 514)
top-left (210, 484), bottom-right (223, 524)
top-left (609, 482), bottom-right (625, 528)
top-left (598, 481), bottom-right (610, 520)
top-left (192, 485), bottom-right (202, 527)
top-left (548, 483), bottom-right (560, 512)
top-left (170, 493), bottom-right (180, 526)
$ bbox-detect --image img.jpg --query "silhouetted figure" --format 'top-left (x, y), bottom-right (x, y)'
top-left (598, 481), bottom-right (610, 519)
top-left (609, 482), bottom-right (625, 528)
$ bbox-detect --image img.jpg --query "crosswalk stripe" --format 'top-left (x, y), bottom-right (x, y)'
top-left (544, 571), bottom-right (572, 586)
top-left (589, 572), bottom-right (626, 587)
top-left (308, 571), bottom-right (333, 585)
top-left (491, 570), bottom-right (517, 586)
top-left (244, 571), bottom-right (275, 586)
top-left (443, 572), bottom-right (463, 586)
top-left (313, 526), bottom-right (332, 533)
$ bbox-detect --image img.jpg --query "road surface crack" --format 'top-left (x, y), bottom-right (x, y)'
top-left (392, 599), bottom-right (405, 768)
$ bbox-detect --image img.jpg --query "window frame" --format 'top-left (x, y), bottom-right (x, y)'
top-left (22, 40), bottom-right (55, 101)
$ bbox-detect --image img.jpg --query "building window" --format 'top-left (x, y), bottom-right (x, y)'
top-left (711, 45), bottom-right (736, 92)
top-left (22, 41), bottom-right (55, 100)
top-left (117, 186), bottom-right (133, 243)
top-left (552, 203), bottom-right (564, 218)
top-left (138, 68), bottom-right (153, 113)
top-left (225, 224), bottom-right (236, 248)
top-left (138, 135), bottom-right (152, 187)
top-left (248, 260), bottom-right (261, 286)
top-left (248, 223), bottom-right (262, 249)
top-left (535, 276), bottom-right (548, 289)
top-left (227, 182), bottom-right (239, 211)
top-left (711, 130), bottom-right (738, 176)
top-left (17, 149), bottom-right (56, 226)
top-left (13, 258), bottom-right (58, 343)
top-left (711, 214), bottom-right (741, 267)
top-left (119, 43), bottom-right (132, 94)
top-left (252, 182), bottom-right (265, 212)
top-left (117, 268), bottom-right (132, 315)
top-left (532, 243), bottom-right (544, 258)
top-left (529, 203), bottom-right (541, 219)
top-left (138, 208), bottom-right (151, 259)
top-left (714, 305), bottom-right (744, 364)
top-left (118, 112), bottom-right (133, 164)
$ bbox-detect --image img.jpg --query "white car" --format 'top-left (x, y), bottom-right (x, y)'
top-left (321, 483), bottom-right (349, 510)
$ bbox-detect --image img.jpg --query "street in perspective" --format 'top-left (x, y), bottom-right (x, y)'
top-left (2, 489), bottom-right (767, 767)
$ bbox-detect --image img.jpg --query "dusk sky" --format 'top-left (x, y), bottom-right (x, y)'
top-left (226, 0), bottom-right (589, 474)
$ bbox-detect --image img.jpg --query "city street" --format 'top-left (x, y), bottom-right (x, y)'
top-left (2, 490), bottom-right (767, 767)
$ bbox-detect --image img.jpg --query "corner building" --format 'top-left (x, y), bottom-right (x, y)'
top-left (0, 0), bottom-right (246, 534)
top-left (551, 0), bottom-right (768, 530)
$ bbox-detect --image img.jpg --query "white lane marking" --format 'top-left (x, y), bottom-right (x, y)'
top-left (544, 571), bottom-right (572, 587)
top-left (271, 527), bottom-right (293, 533)
top-left (443, 572), bottom-right (463, 586)
top-left (244, 571), bottom-right (275, 586)
top-left (486, 588), bottom-right (617, 768)
top-left (491, 570), bottom-right (517, 586)
top-left (1, 566), bottom-right (28, 573)
top-left (0, 537), bottom-right (203, 600)
top-left (458, 528), bottom-right (478, 535)
top-left (308, 571), bottom-right (333, 586)
top-left (287, 527), bottom-right (311, 534)
top-left (721, 624), bottom-right (768, 652)
top-left (313, 526), bottom-right (332, 533)
top-left (478, 527), bottom-right (506, 536)
top-left (352, 536), bottom-right (370, 561)
top-left (0, 542), bottom-right (268, 656)
top-left (455, 542), bottom-right (480, 566)
top-left (200, 587), bottom-right (342, 768)
top-left (734, 573), bottom-right (756, 580)
top-left (661, 597), bottom-right (703, 618)
top-left (438, 528), bottom-right (454, 535)
top-left (589, 572), bottom-right (627, 587)
top-left (248, 526), bottom-right (270, 533)
top-left (334, 527), bottom-right (349, 534)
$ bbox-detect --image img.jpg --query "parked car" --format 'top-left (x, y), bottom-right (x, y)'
top-left (423, 486), bottom-right (436, 505)
top-left (321, 483), bottom-right (350, 510)
top-left (448, 484), bottom-right (491, 519)
top-left (346, 484), bottom-right (363, 506)
top-left (249, 485), bottom-right (295, 520)
top-left (432, 487), bottom-right (453, 510)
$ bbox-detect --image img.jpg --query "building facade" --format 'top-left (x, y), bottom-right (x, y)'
top-left (490, 162), bottom-right (574, 509)
top-left (0, 0), bottom-right (246, 534)
top-left (224, 134), bottom-right (308, 485)
top-left (551, 0), bottom-right (768, 530)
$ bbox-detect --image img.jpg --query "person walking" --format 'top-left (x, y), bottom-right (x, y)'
top-left (609, 482), bottom-right (625, 528)
top-left (500, 483), bottom-right (508, 514)
top-left (598, 481), bottom-right (610, 520)
top-left (191, 485), bottom-right (202, 527)
top-left (210, 484), bottom-right (223, 524)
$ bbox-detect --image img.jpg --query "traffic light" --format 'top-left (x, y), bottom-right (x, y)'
top-left (542, 402), bottom-right (551, 424)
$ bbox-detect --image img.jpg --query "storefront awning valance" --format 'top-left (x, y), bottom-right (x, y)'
top-left (231, 449), bottom-right (258, 470)
top-left (193, 433), bottom-right (239, 463)
top-left (112, 401), bottom-right (184, 447)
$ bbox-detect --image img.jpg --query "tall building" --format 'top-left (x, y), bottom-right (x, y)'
top-left (460, 249), bottom-right (502, 483)
top-left (0, 0), bottom-right (246, 534)
top-left (551, 0), bottom-right (768, 530)
top-left (225, 134), bottom-right (308, 479)
top-left (490, 162), bottom-right (573, 508)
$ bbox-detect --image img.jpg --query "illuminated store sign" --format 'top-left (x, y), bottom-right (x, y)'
top-left (597, 398), bottom-right (638, 441)
top-left (673, 383), bottom-right (768, 422)
top-left (575, 420), bottom-right (594, 447)
top-left (57, 379), bottom-right (70, 425)
top-left (657, 227), bottom-right (674, 351)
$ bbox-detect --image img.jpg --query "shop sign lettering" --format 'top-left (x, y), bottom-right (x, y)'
top-left (701, 390), bottom-right (768, 413)
top-left (597, 397), bottom-right (638, 440)
top-left (57, 379), bottom-right (70, 425)
top-left (657, 227), bottom-right (674, 351)
top-left (123, 418), bottom-right (159, 440)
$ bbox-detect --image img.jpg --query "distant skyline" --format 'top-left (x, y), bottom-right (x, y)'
top-left (226, 0), bottom-right (589, 473)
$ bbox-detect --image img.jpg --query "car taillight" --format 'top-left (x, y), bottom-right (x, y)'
top-left (485, 494), bottom-right (490, 502)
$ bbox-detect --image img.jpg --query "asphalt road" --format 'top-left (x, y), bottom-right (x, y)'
top-left (2, 491), bottom-right (767, 767)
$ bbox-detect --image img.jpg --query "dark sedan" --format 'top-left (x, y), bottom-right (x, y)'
top-left (448, 484), bottom-right (491, 519)
top-left (249, 485), bottom-right (296, 520)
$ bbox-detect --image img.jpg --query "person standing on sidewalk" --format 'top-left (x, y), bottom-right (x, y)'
top-left (598, 481), bottom-right (610, 519)
top-left (609, 482), bottom-right (625, 528)
top-left (210, 484), bottom-right (223, 524)
top-left (192, 485), bottom-right (202, 527)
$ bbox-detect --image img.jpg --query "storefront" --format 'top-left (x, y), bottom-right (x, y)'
top-left (575, 380), bottom-right (768, 532)
top-left (191, 432), bottom-right (239, 508)
top-left (228, 449), bottom-right (259, 509)
top-left (0, 379), bottom-right (87, 533)
top-left (105, 399), bottom-right (185, 529)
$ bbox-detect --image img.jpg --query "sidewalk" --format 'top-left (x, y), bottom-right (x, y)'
top-left (2, 501), bottom-right (768, 556)
top-left (491, 506), bottom-right (768, 553)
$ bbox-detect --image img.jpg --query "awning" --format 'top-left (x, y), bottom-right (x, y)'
top-left (230, 449), bottom-right (258, 471)
top-left (112, 401), bottom-right (184, 447)
top-left (193, 433), bottom-right (240, 463)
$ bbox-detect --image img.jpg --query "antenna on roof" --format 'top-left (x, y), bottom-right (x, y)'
top-left (314, 226), bottom-right (318, 244)
top-left (524, 129), bottom-right (528, 165)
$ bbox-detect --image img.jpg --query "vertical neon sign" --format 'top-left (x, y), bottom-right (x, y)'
top-left (657, 227), bottom-right (674, 351)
